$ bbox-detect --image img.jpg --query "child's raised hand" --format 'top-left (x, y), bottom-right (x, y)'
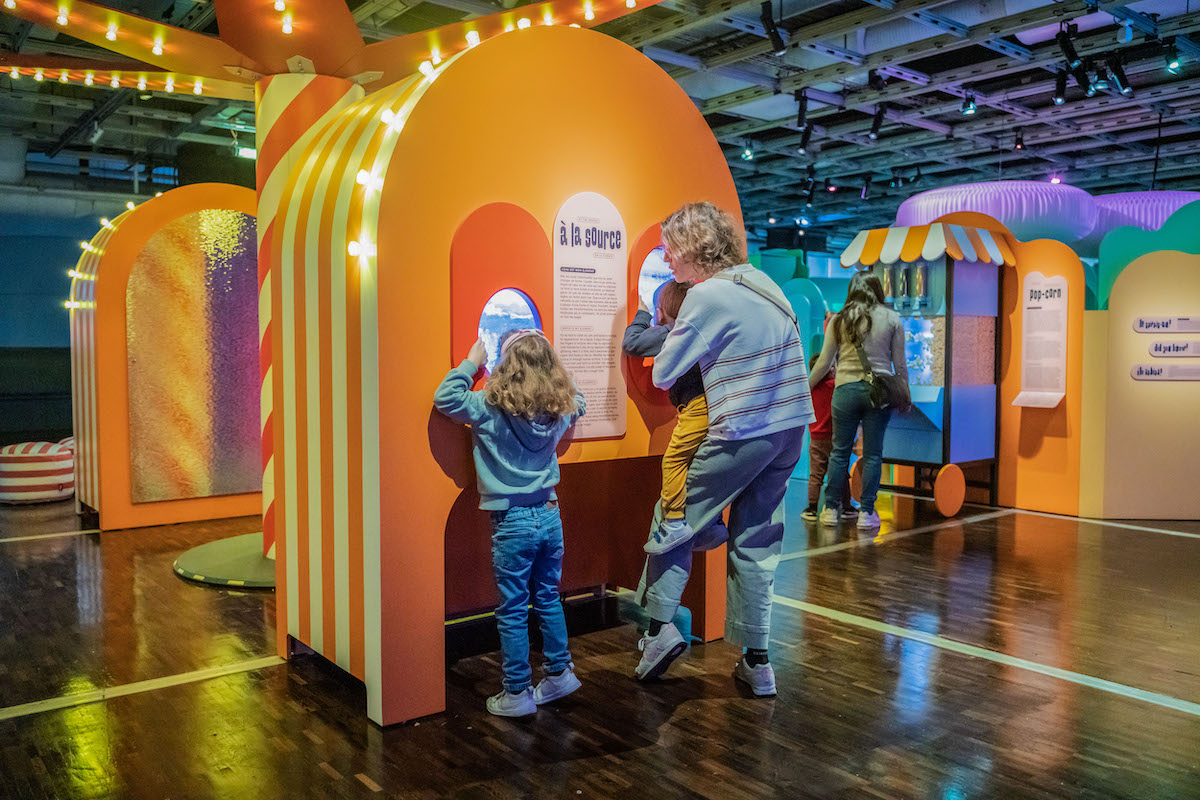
top-left (467, 338), bottom-right (488, 368)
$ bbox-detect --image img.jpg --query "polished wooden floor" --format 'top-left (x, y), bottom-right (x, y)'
top-left (1, 491), bottom-right (1197, 799)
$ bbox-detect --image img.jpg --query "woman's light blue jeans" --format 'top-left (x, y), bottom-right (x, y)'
top-left (824, 381), bottom-right (892, 514)
top-left (490, 502), bottom-right (572, 693)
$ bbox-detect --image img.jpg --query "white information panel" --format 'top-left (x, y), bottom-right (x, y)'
top-left (1150, 339), bottom-right (1200, 357)
top-left (1131, 363), bottom-right (1200, 381)
top-left (1133, 316), bottom-right (1200, 333)
top-left (1013, 272), bottom-right (1068, 408)
top-left (553, 192), bottom-right (627, 439)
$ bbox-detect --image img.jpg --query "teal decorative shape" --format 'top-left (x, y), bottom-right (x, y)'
top-left (1097, 200), bottom-right (1200, 309)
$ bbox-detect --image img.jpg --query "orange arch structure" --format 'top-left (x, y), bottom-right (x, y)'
top-left (68, 183), bottom-right (262, 531)
top-left (270, 26), bottom-right (741, 724)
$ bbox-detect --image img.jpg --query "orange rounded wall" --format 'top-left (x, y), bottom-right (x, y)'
top-left (272, 26), bottom-right (741, 723)
top-left (69, 183), bottom-right (261, 531)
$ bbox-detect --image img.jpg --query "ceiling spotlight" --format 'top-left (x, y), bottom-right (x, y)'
top-left (908, 166), bottom-right (923, 185)
top-left (56, 7), bottom-right (67, 25)
top-left (8, 67), bottom-right (17, 79)
top-left (110, 75), bottom-right (119, 88)
top-left (868, 69), bottom-right (885, 92)
top-left (1050, 175), bottom-right (1062, 184)
top-left (59, 70), bottom-right (68, 83)
top-left (1165, 42), bottom-right (1181, 75)
top-left (1110, 61), bottom-right (1132, 95)
top-left (1014, 129), bottom-right (1024, 151)
top-left (741, 144), bottom-right (754, 161)
top-left (826, 179), bottom-right (837, 192)
top-left (106, 23), bottom-right (117, 41)
top-left (152, 38), bottom-right (163, 56)
top-left (795, 89), bottom-right (807, 129)
top-left (1056, 29), bottom-right (1082, 70)
top-left (281, 13), bottom-right (293, 34)
top-left (797, 125), bottom-right (812, 155)
top-left (868, 103), bottom-right (886, 140)
top-left (961, 93), bottom-right (977, 116)
top-left (798, 216), bottom-right (810, 227)
top-left (1054, 69), bottom-right (1067, 105)
top-left (1092, 66), bottom-right (1111, 91)
top-left (860, 176), bottom-right (872, 200)
top-left (768, 216), bottom-right (777, 224)
top-left (887, 170), bottom-right (900, 189)
top-left (1072, 65), bottom-right (1092, 96)
top-left (759, 1), bottom-right (788, 57)
top-left (34, 68), bottom-right (44, 82)
top-left (1120, 21), bottom-right (1133, 44)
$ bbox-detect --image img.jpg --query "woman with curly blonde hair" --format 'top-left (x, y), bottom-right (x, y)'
top-left (633, 202), bottom-right (814, 698)
top-left (434, 330), bottom-right (585, 718)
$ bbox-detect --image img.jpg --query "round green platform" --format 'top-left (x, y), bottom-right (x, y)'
top-left (173, 532), bottom-right (275, 588)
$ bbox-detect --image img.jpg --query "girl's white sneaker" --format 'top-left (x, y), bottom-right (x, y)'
top-left (533, 666), bottom-right (581, 705)
top-left (733, 657), bottom-right (777, 696)
top-left (486, 687), bottom-right (537, 717)
top-left (856, 510), bottom-right (881, 530)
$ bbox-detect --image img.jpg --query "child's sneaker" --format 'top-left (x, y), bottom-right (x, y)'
top-left (801, 505), bottom-right (819, 521)
top-left (532, 666), bottom-right (581, 705)
top-left (841, 504), bottom-right (859, 519)
top-left (485, 687), bottom-right (537, 717)
top-left (818, 507), bottom-right (840, 526)
top-left (733, 657), bottom-right (777, 697)
top-left (644, 517), bottom-right (695, 555)
top-left (634, 622), bottom-right (686, 681)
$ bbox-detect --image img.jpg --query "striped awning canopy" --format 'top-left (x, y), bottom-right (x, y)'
top-left (840, 223), bottom-right (1016, 269)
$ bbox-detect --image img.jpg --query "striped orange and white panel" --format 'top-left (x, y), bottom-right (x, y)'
top-left (0, 442), bottom-right (74, 504)
top-left (840, 223), bottom-right (1016, 269)
top-left (255, 74), bottom-right (366, 562)
top-left (270, 65), bottom-right (435, 719)
top-left (67, 211), bottom-right (127, 512)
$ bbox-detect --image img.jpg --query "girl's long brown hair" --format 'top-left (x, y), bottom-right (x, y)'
top-left (835, 271), bottom-right (887, 346)
top-left (485, 332), bottom-right (578, 419)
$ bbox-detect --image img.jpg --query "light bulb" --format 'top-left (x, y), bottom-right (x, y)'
top-left (60, 71), bottom-right (69, 83)
top-left (152, 39), bottom-right (163, 56)
top-left (80, 241), bottom-right (91, 250)
top-left (126, 201), bottom-right (135, 210)
top-left (56, 8), bottom-right (67, 25)
top-left (3, 1), bottom-right (15, 10)
top-left (584, 2), bottom-right (594, 20)
top-left (110, 75), bottom-right (120, 88)
top-left (626, 0), bottom-right (636, 7)
top-left (543, 9), bottom-right (553, 24)
top-left (1050, 176), bottom-right (1062, 184)
top-left (165, 77), bottom-right (174, 93)
top-left (347, 241), bottom-right (361, 257)
top-left (155, 192), bottom-right (162, 197)
top-left (274, 0), bottom-right (285, 9)
top-left (34, 69), bottom-right (44, 82)
top-left (9, 67), bottom-right (17, 79)
top-left (84, 72), bottom-right (93, 86)
top-left (418, 60), bottom-right (435, 79)
top-left (466, 31), bottom-right (480, 48)
top-left (100, 218), bottom-right (112, 228)
top-left (106, 23), bottom-right (117, 41)
top-left (380, 109), bottom-right (395, 125)
top-left (137, 76), bottom-right (147, 90)
top-left (517, 18), bottom-right (530, 29)
top-left (281, 13), bottom-right (292, 34)
top-left (505, 24), bottom-right (514, 32)
top-left (431, 47), bottom-right (441, 65)
top-left (193, 79), bottom-right (203, 95)
top-left (68, 269), bottom-right (79, 278)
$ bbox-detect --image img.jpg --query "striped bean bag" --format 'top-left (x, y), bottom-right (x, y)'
top-left (0, 442), bottom-right (75, 504)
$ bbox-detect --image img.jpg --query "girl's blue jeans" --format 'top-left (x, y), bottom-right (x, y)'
top-left (489, 501), bottom-right (572, 693)
top-left (824, 381), bottom-right (892, 514)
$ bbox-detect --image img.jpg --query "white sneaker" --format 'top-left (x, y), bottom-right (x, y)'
top-left (856, 510), bottom-right (881, 530)
top-left (841, 505), bottom-right (859, 519)
top-left (485, 687), bottom-right (537, 717)
top-left (818, 507), bottom-right (839, 526)
top-left (733, 657), bottom-right (777, 697)
top-left (644, 518), bottom-right (695, 555)
top-left (635, 622), bottom-right (687, 681)
top-left (532, 665), bottom-right (581, 705)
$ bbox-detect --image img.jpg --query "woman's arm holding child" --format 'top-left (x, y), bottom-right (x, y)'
top-left (432, 339), bottom-right (490, 425)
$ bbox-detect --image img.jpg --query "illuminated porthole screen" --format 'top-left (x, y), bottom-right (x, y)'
top-left (478, 288), bottom-right (541, 372)
top-left (638, 246), bottom-right (673, 315)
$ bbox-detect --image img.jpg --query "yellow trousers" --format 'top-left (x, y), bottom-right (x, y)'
top-left (661, 395), bottom-right (709, 519)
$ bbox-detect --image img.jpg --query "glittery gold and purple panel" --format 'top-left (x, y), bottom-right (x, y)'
top-left (126, 210), bottom-right (260, 504)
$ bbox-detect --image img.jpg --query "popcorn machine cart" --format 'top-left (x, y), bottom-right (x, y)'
top-left (839, 222), bottom-right (1015, 516)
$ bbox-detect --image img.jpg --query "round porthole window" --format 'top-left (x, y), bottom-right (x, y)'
top-left (478, 288), bottom-right (541, 372)
top-left (637, 246), bottom-right (673, 315)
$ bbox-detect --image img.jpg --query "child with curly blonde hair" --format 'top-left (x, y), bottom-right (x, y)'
top-left (433, 330), bottom-right (586, 717)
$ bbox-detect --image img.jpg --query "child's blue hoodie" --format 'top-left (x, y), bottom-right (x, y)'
top-left (433, 359), bottom-right (587, 510)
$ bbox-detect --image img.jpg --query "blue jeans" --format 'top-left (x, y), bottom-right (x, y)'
top-left (490, 502), bottom-right (571, 692)
top-left (824, 381), bottom-right (891, 514)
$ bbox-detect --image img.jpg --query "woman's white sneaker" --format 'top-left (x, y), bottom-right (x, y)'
top-left (532, 666), bottom-right (582, 705)
top-left (733, 657), bottom-right (777, 697)
top-left (485, 687), bottom-right (537, 717)
top-left (635, 622), bottom-right (687, 681)
top-left (856, 510), bottom-right (881, 530)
